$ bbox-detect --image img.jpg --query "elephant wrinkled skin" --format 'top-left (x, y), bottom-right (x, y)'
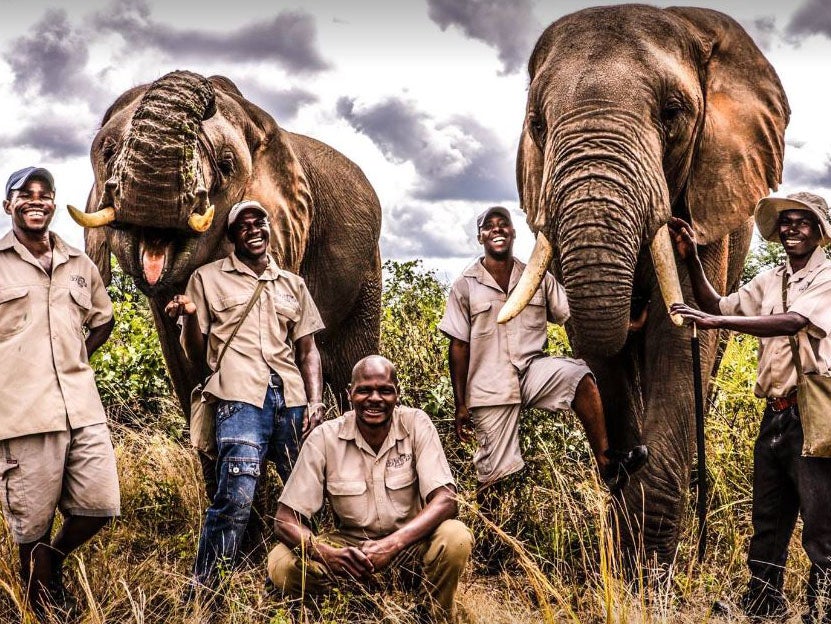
top-left (510, 6), bottom-right (789, 560)
top-left (81, 71), bottom-right (382, 413)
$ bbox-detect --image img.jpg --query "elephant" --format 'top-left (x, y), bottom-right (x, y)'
top-left (501, 6), bottom-right (789, 561)
top-left (73, 70), bottom-right (382, 418)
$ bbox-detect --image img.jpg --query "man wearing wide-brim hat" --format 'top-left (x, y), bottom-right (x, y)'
top-left (669, 191), bottom-right (831, 623)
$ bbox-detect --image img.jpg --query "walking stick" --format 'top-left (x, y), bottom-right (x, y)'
top-left (691, 321), bottom-right (708, 562)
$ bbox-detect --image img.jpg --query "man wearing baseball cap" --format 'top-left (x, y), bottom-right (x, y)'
top-left (165, 199), bottom-right (326, 596)
top-left (439, 206), bottom-right (648, 572)
top-left (669, 192), bottom-right (831, 622)
top-left (0, 166), bottom-right (118, 618)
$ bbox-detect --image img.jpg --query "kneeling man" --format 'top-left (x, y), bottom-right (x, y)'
top-left (268, 355), bottom-right (472, 622)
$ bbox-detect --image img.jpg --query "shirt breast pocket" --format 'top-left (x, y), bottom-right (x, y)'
top-left (211, 294), bottom-right (248, 327)
top-left (470, 300), bottom-right (495, 337)
top-left (386, 470), bottom-right (419, 517)
top-left (274, 300), bottom-right (301, 325)
top-left (0, 287), bottom-right (31, 340)
top-left (328, 480), bottom-right (369, 527)
top-left (521, 293), bottom-right (547, 330)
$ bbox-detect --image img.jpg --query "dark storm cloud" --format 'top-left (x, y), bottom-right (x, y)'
top-left (337, 96), bottom-right (515, 202)
top-left (4, 9), bottom-right (102, 100)
top-left (93, 0), bottom-right (330, 74)
top-left (9, 118), bottom-right (91, 161)
top-left (426, 0), bottom-right (539, 74)
top-left (783, 158), bottom-right (831, 188)
top-left (787, 0), bottom-right (831, 39)
top-left (234, 81), bottom-right (318, 122)
top-left (382, 203), bottom-right (468, 258)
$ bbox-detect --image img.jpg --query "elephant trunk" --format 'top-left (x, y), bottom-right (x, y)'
top-left (111, 70), bottom-right (216, 230)
top-left (543, 113), bottom-right (670, 357)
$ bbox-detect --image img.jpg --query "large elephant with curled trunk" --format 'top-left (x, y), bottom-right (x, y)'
top-left (73, 70), bottom-right (381, 414)
top-left (502, 6), bottom-right (789, 560)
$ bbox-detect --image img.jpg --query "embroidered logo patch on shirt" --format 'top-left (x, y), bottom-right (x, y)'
top-left (70, 275), bottom-right (88, 288)
top-left (386, 453), bottom-right (412, 469)
top-left (274, 293), bottom-right (298, 307)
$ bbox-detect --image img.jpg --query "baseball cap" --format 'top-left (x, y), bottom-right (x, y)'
top-left (227, 200), bottom-right (269, 229)
top-left (5, 166), bottom-right (55, 199)
top-left (476, 206), bottom-right (512, 229)
top-left (755, 191), bottom-right (831, 244)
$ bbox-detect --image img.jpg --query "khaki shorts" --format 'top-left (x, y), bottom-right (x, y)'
top-left (0, 423), bottom-right (121, 543)
top-left (470, 355), bottom-right (590, 484)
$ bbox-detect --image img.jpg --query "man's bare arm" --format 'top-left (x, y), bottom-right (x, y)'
top-left (448, 339), bottom-right (474, 442)
top-left (671, 304), bottom-right (809, 337)
top-left (294, 333), bottom-right (324, 435)
top-left (86, 317), bottom-right (114, 357)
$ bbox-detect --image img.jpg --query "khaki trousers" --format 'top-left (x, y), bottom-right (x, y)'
top-left (267, 519), bottom-right (473, 621)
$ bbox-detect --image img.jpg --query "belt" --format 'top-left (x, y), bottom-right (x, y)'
top-left (767, 392), bottom-right (798, 411)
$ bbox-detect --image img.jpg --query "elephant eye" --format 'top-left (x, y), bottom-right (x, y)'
top-left (528, 111), bottom-right (546, 148)
top-left (660, 102), bottom-right (685, 126)
top-left (218, 151), bottom-right (235, 177)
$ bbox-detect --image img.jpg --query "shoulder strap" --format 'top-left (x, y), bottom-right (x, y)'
top-left (782, 268), bottom-right (805, 381)
top-left (214, 280), bottom-right (266, 371)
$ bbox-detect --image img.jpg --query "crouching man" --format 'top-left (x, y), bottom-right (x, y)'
top-left (268, 355), bottom-right (473, 622)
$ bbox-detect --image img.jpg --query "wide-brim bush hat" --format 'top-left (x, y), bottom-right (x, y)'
top-left (755, 191), bottom-right (831, 244)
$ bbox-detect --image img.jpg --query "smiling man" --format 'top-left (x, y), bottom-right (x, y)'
top-left (670, 192), bottom-right (831, 623)
top-left (0, 166), bottom-right (118, 619)
top-left (439, 206), bottom-right (647, 572)
top-left (166, 199), bottom-right (325, 594)
top-left (268, 355), bottom-right (473, 622)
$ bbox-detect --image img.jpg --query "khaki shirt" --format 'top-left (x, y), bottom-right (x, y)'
top-left (0, 230), bottom-right (113, 441)
top-left (279, 406), bottom-right (455, 540)
top-left (438, 258), bottom-right (569, 408)
top-left (720, 246), bottom-right (831, 398)
top-left (184, 252), bottom-right (324, 408)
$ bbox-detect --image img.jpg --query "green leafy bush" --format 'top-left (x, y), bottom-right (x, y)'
top-left (91, 262), bottom-right (173, 421)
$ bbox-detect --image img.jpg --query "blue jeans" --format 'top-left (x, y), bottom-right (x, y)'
top-left (194, 373), bottom-right (305, 585)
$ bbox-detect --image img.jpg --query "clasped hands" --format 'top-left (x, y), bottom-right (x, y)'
top-left (314, 535), bottom-right (402, 581)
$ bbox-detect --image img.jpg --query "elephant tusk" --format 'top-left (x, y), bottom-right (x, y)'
top-left (67, 204), bottom-right (116, 228)
top-left (650, 224), bottom-right (684, 326)
top-left (498, 232), bottom-right (554, 324)
top-left (187, 203), bottom-right (215, 233)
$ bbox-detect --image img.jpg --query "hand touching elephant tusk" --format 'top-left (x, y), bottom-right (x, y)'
top-left (650, 224), bottom-right (684, 326)
top-left (187, 204), bottom-right (215, 233)
top-left (498, 232), bottom-right (554, 324)
top-left (67, 204), bottom-right (116, 228)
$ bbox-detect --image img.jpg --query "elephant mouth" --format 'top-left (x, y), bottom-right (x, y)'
top-left (109, 226), bottom-right (202, 293)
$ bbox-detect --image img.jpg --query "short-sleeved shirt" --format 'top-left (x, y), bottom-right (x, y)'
top-left (0, 230), bottom-right (113, 440)
top-left (184, 252), bottom-right (324, 408)
top-left (438, 257), bottom-right (570, 408)
top-left (279, 406), bottom-right (455, 540)
top-left (720, 246), bottom-right (831, 398)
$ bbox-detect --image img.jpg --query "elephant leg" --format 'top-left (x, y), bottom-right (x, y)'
top-left (617, 237), bottom-right (729, 563)
top-left (316, 262), bottom-right (382, 410)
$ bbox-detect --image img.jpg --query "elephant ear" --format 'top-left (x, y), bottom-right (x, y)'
top-left (211, 77), bottom-right (313, 273)
top-left (669, 7), bottom-right (790, 245)
top-left (517, 117), bottom-right (545, 231)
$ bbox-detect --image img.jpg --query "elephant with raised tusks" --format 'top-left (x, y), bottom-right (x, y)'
top-left (73, 70), bottom-right (382, 422)
top-left (502, 6), bottom-right (789, 561)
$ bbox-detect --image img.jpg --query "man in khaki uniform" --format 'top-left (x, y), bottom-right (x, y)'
top-left (439, 207), bottom-right (647, 563)
top-left (167, 199), bottom-right (326, 592)
top-left (268, 355), bottom-right (473, 622)
top-left (0, 166), bottom-right (118, 617)
top-left (670, 192), bottom-right (831, 624)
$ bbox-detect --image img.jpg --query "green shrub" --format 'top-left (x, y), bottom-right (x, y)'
top-left (91, 262), bottom-right (173, 422)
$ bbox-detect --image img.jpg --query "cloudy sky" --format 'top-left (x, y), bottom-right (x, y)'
top-left (0, 0), bottom-right (829, 281)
